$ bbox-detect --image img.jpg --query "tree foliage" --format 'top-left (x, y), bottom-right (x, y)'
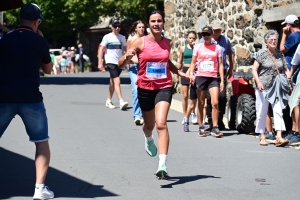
top-left (4, 0), bottom-right (164, 40)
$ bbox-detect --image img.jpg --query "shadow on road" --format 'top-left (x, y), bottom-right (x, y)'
top-left (160, 175), bottom-right (221, 188)
top-left (40, 77), bottom-right (130, 85)
top-left (0, 147), bottom-right (118, 199)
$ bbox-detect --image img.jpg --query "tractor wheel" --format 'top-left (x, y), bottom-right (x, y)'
top-left (226, 95), bottom-right (238, 130)
top-left (235, 94), bottom-right (256, 134)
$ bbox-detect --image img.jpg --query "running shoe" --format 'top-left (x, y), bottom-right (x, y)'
top-left (140, 118), bottom-right (144, 125)
top-left (183, 121), bottom-right (189, 132)
top-left (289, 133), bottom-right (300, 145)
top-left (120, 101), bottom-right (129, 110)
top-left (191, 113), bottom-right (198, 124)
top-left (203, 124), bottom-right (210, 130)
top-left (105, 101), bottom-right (115, 109)
top-left (33, 186), bottom-right (54, 200)
top-left (181, 118), bottom-right (185, 125)
top-left (284, 130), bottom-right (295, 140)
top-left (198, 126), bottom-right (210, 137)
top-left (134, 117), bottom-right (141, 125)
top-left (211, 126), bottom-right (223, 138)
top-left (155, 164), bottom-right (168, 179)
top-left (145, 139), bottom-right (157, 157)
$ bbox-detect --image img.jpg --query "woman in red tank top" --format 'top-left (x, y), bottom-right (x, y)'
top-left (119, 10), bottom-right (188, 179)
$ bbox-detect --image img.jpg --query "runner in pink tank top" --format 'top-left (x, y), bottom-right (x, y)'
top-left (189, 26), bottom-right (225, 138)
top-left (119, 10), bottom-right (188, 179)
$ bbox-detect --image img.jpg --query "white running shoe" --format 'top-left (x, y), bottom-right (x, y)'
top-left (134, 117), bottom-right (141, 125)
top-left (140, 118), bottom-right (144, 125)
top-left (191, 113), bottom-right (198, 124)
top-left (33, 186), bottom-right (54, 200)
top-left (120, 101), bottom-right (128, 110)
top-left (105, 101), bottom-right (116, 109)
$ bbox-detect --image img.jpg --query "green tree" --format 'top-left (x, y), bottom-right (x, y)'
top-left (4, 0), bottom-right (164, 40)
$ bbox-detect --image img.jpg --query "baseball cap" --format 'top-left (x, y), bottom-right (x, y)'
top-left (20, 3), bottom-right (44, 21)
top-left (202, 26), bottom-right (213, 34)
top-left (210, 20), bottom-right (224, 30)
top-left (281, 14), bottom-right (299, 25)
top-left (71, 47), bottom-right (75, 51)
top-left (111, 19), bottom-right (120, 26)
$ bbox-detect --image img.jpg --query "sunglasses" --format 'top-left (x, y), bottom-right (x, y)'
top-left (202, 33), bottom-right (211, 36)
top-left (113, 25), bottom-right (121, 28)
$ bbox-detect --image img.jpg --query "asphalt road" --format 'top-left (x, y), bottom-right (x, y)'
top-left (1, 71), bottom-right (299, 200)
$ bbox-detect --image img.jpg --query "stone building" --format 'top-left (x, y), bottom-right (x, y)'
top-left (164, 0), bottom-right (300, 71)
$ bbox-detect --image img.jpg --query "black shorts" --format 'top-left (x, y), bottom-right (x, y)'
top-left (181, 66), bottom-right (190, 85)
top-left (138, 87), bottom-right (173, 111)
top-left (190, 83), bottom-right (197, 100)
top-left (195, 76), bottom-right (219, 91)
top-left (106, 63), bottom-right (122, 78)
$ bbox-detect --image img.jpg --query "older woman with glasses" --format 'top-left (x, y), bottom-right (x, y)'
top-left (252, 29), bottom-right (290, 147)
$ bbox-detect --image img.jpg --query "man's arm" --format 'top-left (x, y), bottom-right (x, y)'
top-left (98, 45), bottom-right (105, 70)
top-left (228, 52), bottom-right (235, 79)
top-left (41, 62), bottom-right (53, 74)
top-left (280, 27), bottom-right (290, 54)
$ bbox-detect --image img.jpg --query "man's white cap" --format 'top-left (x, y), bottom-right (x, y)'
top-left (281, 14), bottom-right (299, 25)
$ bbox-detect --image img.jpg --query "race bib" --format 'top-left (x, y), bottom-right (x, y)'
top-left (200, 60), bottom-right (214, 71)
top-left (146, 62), bottom-right (167, 79)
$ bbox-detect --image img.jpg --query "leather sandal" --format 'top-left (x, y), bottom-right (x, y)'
top-left (260, 136), bottom-right (268, 146)
top-left (275, 137), bottom-right (289, 147)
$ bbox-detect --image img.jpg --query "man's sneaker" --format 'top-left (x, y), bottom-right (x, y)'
top-left (264, 131), bottom-right (276, 140)
top-left (191, 113), bottom-right (198, 124)
top-left (155, 164), bottom-right (168, 179)
top-left (134, 117), bottom-right (141, 125)
top-left (203, 124), bottom-right (210, 130)
top-left (289, 133), bottom-right (300, 145)
top-left (198, 126), bottom-right (210, 137)
top-left (211, 126), bottom-right (223, 138)
top-left (183, 121), bottom-right (189, 132)
top-left (181, 118), bottom-right (185, 125)
top-left (145, 139), bottom-right (157, 157)
top-left (120, 101), bottom-right (128, 110)
top-left (105, 101), bottom-right (115, 109)
top-left (284, 130), bottom-right (295, 140)
top-left (140, 118), bottom-right (144, 125)
top-left (33, 186), bottom-right (54, 200)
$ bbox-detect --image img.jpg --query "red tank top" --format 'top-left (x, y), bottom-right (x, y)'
top-left (136, 36), bottom-right (173, 90)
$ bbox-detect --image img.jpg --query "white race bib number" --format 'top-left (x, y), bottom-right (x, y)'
top-left (146, 62), bottom-right (167, 79)
top-left (200, 61), bottom-right (214, 71)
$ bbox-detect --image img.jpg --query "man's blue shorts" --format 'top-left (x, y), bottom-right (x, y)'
top-left (0, 102), bottom-right (49, 142)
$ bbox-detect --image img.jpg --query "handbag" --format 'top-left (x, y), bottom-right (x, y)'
top-left (267, 49), bottom-right (292, 94)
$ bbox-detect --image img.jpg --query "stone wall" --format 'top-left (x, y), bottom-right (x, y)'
top-left (164, 0), bottom-right (300, 72)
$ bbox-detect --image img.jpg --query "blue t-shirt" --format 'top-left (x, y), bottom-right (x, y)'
top-left (0, 26), bottom-right (51, 103)
top-left (284, 31), bottom-right (300, 70)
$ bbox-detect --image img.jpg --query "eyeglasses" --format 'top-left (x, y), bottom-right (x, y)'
top-left (113, 25), bottom-right (121, 28)
top-left (269, 39), bottom-right (278, 42)
top-left (202, 33), bottom-right (211, 36)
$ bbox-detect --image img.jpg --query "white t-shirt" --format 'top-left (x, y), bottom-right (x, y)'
top-left (291, 44), bottom-right (300, 65)
top-left (100, 33), bottom-right (126, 65)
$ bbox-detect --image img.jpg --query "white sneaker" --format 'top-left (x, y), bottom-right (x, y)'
top-left (33, 186), bottom-right (54, 200)
top-left (191, 113), bottom-right (198, 124)
top-left (140, 118), bottom-right (144, 124)
top-left (120, 101), bottom-right (128, 110)
top-left (105, 101), bottom-right (116, 109)
top-left (134, 117), bottom-right (141, 125)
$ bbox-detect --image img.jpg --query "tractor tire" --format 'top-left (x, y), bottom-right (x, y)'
top-left (235, 94), bottom-right (256, 134)
top-left (226, 95), bottom-right (238, 130)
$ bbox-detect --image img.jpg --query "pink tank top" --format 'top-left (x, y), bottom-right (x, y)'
top-left (136, 36), bottom-right (173, 90)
